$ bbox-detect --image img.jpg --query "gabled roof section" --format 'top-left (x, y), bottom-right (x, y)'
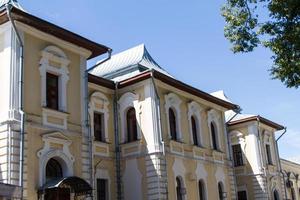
top-left (211, 90), bottom-right (284, 130)
top-left (0, 0), bottom-right (23, 11)
top-left (91, 44), bottom-right (172, 81)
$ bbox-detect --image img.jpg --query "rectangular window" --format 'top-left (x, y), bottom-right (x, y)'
top-left (238, 191), bottom-right (247, 200)
top-left (46, 72), bottom-right (59, 110)
top-left (97, 178), bottom-right (108, 200)
top-left (94, 112), bottom-right (105, 142)
top-left (232, 144), bottom-right (244, 167)
top-left (266, 144), bottom-right (273, 165)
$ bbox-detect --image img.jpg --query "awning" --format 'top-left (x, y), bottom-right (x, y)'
top-left (0, 183), bottom-right (22, 198)
top-left (38, 176), bottom-right (92, 196)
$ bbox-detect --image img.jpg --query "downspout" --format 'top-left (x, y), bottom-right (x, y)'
top-left (113, 81), bottom-right (122, 200)
top-left (84, 49), bottom-right (112, 193)
top-left (6, 3), bottom-right (25, 199)
top-left (150, 70), bottom-right (168, 200)
top-left (276, 127), bottom-right (288, 200)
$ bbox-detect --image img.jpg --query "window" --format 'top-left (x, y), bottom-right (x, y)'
top-left (266, 144), bottom-right (273, 165)
top-left (46, 73), bottom-right (59, 110)
top-left (198, 180), bottom-right (205, 200)
top-left (211, 122), bottom-right (218, 150)
top-left (176, 177), bottom-right (185, 200)
top-left (169, 108), bottom-right (177, 141)
top-left (126, 107), bottom-right (138, 142)
top-left (218, 182), bottom-right (224, 200)
top-left (191, 116), bottom-right (198, 146)
top-left (273, 190), bottom-right (279, 200)
top-left (94, 112), bottom-right (105, 142)
top-left (291, 188), bottom-right (296, 200)
top-left (46, 158), bottom-right (63, 183)
top-left (232, 144), bottom-right (244, 167)
top-left (97, 179), bottom-right (108, 200)
top-left (238, 191), bottom-right (247, 200)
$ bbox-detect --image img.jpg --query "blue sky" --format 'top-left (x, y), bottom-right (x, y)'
top-left (19, 0), bottom-right (299, 161)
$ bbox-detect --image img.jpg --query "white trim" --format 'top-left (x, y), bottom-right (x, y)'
top-left (207, 109), bottom-right (221, 150)
top-left (215, 167), bottom-right (227, 199)
top-left (118, 92), bottom-right (140, 143)
top-left (173, 158), bottom-right (187, 200)
top-left (229, 131), bottom-right (246, 166)
top-left (165, 93), bottom-right (182, 141)
top-left (196, 162), bottom-right (208, 200)
top-left (42, 107), bottom-right (69, 129)
top-left (89, 92), bottom-right (110, 142)
top-left (95, 168), bottom-right (111, 200)
top-left (39, 46), bottom-right (70, 112)
top-left (187, 101), bottom-right (203, 146)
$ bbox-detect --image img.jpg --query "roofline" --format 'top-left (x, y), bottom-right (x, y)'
top-left (117, 70), bottom-right (239, 110)
top-left (88, 74), bottom-right (115, 89)
top-left (227, 115), bottom-right (284, 130)
top-left (0, 7), bottom-right (110, 59)
top-left (280, 158), bottom-right (300, 167)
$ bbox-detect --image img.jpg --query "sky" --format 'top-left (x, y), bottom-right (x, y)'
top-left (19, 0), bottom-right (299, 161)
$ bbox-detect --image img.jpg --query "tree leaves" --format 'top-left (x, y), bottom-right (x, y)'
top-left (222, 0), bottom-right (300, 88)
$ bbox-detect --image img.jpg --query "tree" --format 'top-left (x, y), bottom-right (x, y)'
top-left (222, 0), bottom-right (300, 88)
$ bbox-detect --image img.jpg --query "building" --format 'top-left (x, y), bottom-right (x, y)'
top-left (0, 1), bottom-right (299, 200)
top-left (281, 159), bottom-right (300, 200)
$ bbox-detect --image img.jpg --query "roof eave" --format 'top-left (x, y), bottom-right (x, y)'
top-left (227, 116), bottom-right (284, 130)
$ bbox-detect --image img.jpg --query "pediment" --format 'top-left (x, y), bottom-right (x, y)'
top-left (41, 131), bottom-right (71, 144)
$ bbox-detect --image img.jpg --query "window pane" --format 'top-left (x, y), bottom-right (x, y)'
top-left (198, 180), bottom-right (205, 200)
top-left (94, 113), bottom-right (104, 142)
top-left (169, 108), bottom-right (177, 141)
top-left (232, 144), bottom-right (244, 167)
top-left (238, 191), bottom-right (247, 200)
top-left (46, 158), bottom-right (63, 182)
top-left (211, 123), bottom-right (218, 150)
top-left (97, 179), bottom-right (108, 200)
top-left (191, 116), bottom-right (198, 146)
top-left (46, 73), bottom-right (59, 110)
top-left (266, 144), bottom-right (272, 165)
top-left (126, 107), bottom-right (137, 142)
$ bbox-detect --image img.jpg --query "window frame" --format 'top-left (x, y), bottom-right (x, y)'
top-left (232, 144), bottom-right (244, 167)
top-left (169, 107), bottom-right (178, 141)
top-left (94, 112), bottom-right (105, 142)
top-left (126, 107), bottom-right (138, 143)
top-left (97, 178), bottom-right (109, 200)
top-left (165, 93), bottom-right (182, 141)
top-left (237, 190), bottom-right (247, 200)
top-left (266, 144), bottom-right (273, 165)
top-left (211, 122), bottom-right (218, 150)
top-left (46, 72), bottom-right (59, 110)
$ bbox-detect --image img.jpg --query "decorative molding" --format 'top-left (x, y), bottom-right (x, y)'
top-left (118, 92), bottom-right (140, 143)
top-left (95, 168), bottom-right (111, 200)
top-left (196, 162), bottom-right (208, 200)
top-left (172, 158), bottom-right (186, 200)
top-left (207, 109), bottom-right (221, 150)
top-left (164, 93), bottom-right (182, 141)
top-left (37, 132), bottom-right (74, 186)
top-left (121, 141), bottom-right (143, 157)
top-left (42, 107), bottom-right (69, 130)
top-left (89, 92), bottom-right (110, 142)
top-left (187, 101), bottom-right (203, 146)
top-left (39, 45), bottom-right (70, 112)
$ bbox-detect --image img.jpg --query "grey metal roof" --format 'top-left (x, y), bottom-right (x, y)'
top-left (0, 0), bottom-right (24, 11)
top-left (91, 44), bottom-right (172, 81)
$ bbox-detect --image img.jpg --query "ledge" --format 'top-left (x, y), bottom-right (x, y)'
top-left (121, 140), bottom-right (142, 157)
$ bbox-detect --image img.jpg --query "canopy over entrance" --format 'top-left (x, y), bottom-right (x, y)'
top-left (38, 176), bottom-right (92, 198)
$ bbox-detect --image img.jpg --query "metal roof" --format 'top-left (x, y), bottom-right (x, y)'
top-left (0, 0), bottom-right (24, 11)
top-left (91, 44), bottom-right (172, 81)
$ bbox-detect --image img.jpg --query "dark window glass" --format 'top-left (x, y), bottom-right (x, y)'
top-left (94, 112), bottom-right (104, 142)
top-left (176, 177), bottom-right (184, 200)
top-left (191, 116), bottom-right (198, 146)
top-left (46, 158), bottom-right (63, 182)
top-left (211, 123), bottom-right (218, 150)
top-left (198, 180), bottom-right (205, 200)
top-left (126, 107), bottom-right (137, 142)
top-left (273, 190), bottom-right (279, 200)
top-left (266, 144), bottom-right (273, 165)
top-left (218, 182), bottom-right (223, 200)
top-left (238, 191), bottom-right (247, 200)
top-left (169, 108), bottom-right (177, 141)
top-left (97, 179), bottom-right (108, 200)
top-left (46, 73), bottom-right (59, 110)
top-left (291, 188), bottom-right (296, 200)
top-left (232, 144), bottom-right (244, 167)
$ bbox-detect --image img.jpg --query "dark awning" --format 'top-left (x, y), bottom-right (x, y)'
top-left (38, 176), bottom-right (92, 196)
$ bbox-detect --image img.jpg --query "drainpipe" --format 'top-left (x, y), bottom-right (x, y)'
top-left (6, 3), bottom-right (25, 199)
top-left (276, 127), bottom-right (288, 200)
top-left (113, 81), bottom-right (122, 200)
top-left (84, 49), bottom-right (112, 194)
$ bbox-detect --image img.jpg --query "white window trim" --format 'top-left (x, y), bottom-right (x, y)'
top-left (207, 109), bottom-right (221, 150)
top-left (89, 92), bottom-right (110, 143)
top-left (118, 92), bottom-right (140, 143)
top-left (263, 131), bottom-right (274, 165)
top-left (39, 46), bottom-right (70, 112)
top-left (95, 168), bottom-right (111, 200)
top-left (165, 93), bottom-right (182, 141)
top-left (229, 131), bottom-right (246, 166)
top-left (188, 101), bottom-right (203, 146)
top-left (196, 162), bottom-right (208, 200)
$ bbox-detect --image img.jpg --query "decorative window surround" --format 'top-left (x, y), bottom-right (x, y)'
top-left (172, 158), bottom-right (187, 200)
top-left (42, 107), bottom-right (69, 130)
top-left (170, 140), bottom-right (185, 156)
top-left (95, 169), bottom-right (111, 200)
top-left (39, 46), bottom-right (70, 112)
top-left (118, 92), bottom-right (141, 143)
top-left (165, 93), bottom-right (182, 141)
top-left (37, 132), bottom-right (74, 186)
top-left (89, 92), bottom-right (110, 143)
top-left (215, 167), bottom-right (227, 198)
top-left (196, 162), bottom-right (208, 200)
top-left (207, 109), bottom-right (221, 150)
top-left (188, 101), bottom-right (203, 146)
top-left (229, 131), bottom-right (247, 166)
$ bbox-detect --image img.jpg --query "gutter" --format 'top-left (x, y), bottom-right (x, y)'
top-left (5, 3), bottom-right (25, 199)
top-left (275, 127), bottom-right (288, 200)
top-left (84, 49), bottom-right (112, 194)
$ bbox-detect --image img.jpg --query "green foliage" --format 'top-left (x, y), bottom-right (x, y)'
top-left (222, 0), bottom-right (300, 88)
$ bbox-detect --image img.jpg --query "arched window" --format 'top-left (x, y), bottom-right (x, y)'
top-left (273, 189), bottom-right (279, 200)
top-left (198, 180), bottom-right (205, 200)
top-left (218, 182), bottom-right (224, 200)
top-left (46, 158), bottom-right (63, 182)
top-left (169, 108), bottom-right (177, 141)
top-left (176, 177), bottom-right (184, 200)
top-left (191, 116), bottom-right (198, 146)
top-left (126, 107), bottom-right (138, 142)
top-left (211, 122), bottom-right (218, 150)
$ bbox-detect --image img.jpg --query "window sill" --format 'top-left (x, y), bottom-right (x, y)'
top-left (43, 107), bottom-right (69, 114)
top-left (170, 140), bottom-right (184, 156)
